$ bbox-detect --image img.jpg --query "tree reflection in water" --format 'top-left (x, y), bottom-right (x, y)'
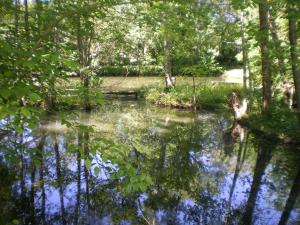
top-left (0, 100), bottom-right (299, 225)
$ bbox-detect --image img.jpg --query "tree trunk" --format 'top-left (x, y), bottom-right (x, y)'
top-left (14, 0), bottom-right (20, 35)
top-left (83, 131), bottom-right (90, 221)
top-left (38, 135), bottom-right (46, 225)
top-left (269, 11), bottom-right (286, 79)
top-left (164, 37), bottom-right (174, 88)
top-left (193, 75), bottom-right (196, 110)
top-left (259, 1), bottom-right (272, 114)
top-left (54, 137), bottom-right (66, 225)
top-left (287, 4), bottom-right (300, 126)
top-left (247, 55), bottom-right (254, 111)
top-left (241, 13), bottom-right (248, 99)
top-left (240, 141), bottom-right (272, 225)
top-left (30, 163), bottom-right (36, 225)
top-left (74, 131), bottom-right (82, 225)
top-left (35, 0), bottom-right (42, 35)
top-left (24, 0), bottom-right (29, 39)
top-left (241, 12), bottom-right (254, 111)
top-left (278, 166), bottom-right (300, 225)
top-left (77, 19), bottom-right (91, 111)
top-left (82, 75), bottom-right (91, 111)
top-left (229, 92), bottom-right (247, 119)
top-left (225, 129), bottom-right (247, 225)
top-left (163, 2), bottom-right (174, 89)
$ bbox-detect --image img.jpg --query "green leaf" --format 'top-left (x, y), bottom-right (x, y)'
top-left (13, 219), bottom-right (20, 225)
top-left (64, 59), bottom-right (78, 69)
top-left (28, 93), bottom-right (42, 101)
top-left (15, 126), bottom-right (23, 134)
top-left (20, 108), bottom-right (30, 117)
top-left (94, 167), bottom-right (100, 176)
top-left (67, 144), bottom-right (78, 153)
top-left (85, 158), bottom-right (91, 169)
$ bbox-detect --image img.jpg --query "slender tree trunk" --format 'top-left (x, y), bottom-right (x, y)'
top-left (164, 36), bottom-right (173, 88)
top-left (241, 13), bottom-right (248, 99)
top-left (54, 137), bottom-right (66, 225)
top-left (240, 141), bottom-right (272, 225)
top-left (225, 130), bottom-right (247, 225)
top-left (247, 55), bottom-right (254, 111)
top-left (269, 11), bottom-right (286, 79)
top-left (19, 134), bottom-right (26, 201)
top-left (74, 131), bottom-right (82, 225)
top-left (241, 12), bottom-right (254, 111)
top-left (76, 17), bottom-right (92, 111)
top-left (82, 75), bottom-right (91, 110)
top-left (35, 0), bottom-right (42, 35)
top-left (14, 0), bottom-right (20, 35)
top-left (193, 75), bottom-right (196, 110)
top-left (259, 1), bottom-right (272, 114)
top-left (278, 166), bottom-right (300, 225)
top-left (24, 0), bottom-right (29, 39)
top-left (83, 131), bottom-right (90, 220)
top-left (16, 130), bottom-right (27, 224)
top-left (30, 163), bottom-right (36, 225)
top-left (38, 136), bottom-right (46, 225)
top-left (163, 2), bottom-right (174, 89)
top-left (287, 4), bottom-right (300, 126)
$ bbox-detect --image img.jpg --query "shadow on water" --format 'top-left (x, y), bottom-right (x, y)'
top-left (0, 98), bottom-right (300, 225)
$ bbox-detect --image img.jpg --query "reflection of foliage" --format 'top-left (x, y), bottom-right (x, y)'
top-left (113, 106), bottom-right (232, 220)
top-left (265, 146), bottom-right (300, 211)
top-left (0, 163), bottom-right (18, 225)
top-left (182, 192), bottom-right (227, 225)
top-left (1, 102), bottom-right (300, 224)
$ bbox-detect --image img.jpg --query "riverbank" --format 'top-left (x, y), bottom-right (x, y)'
top-left (142, 83), bottom-right (242, 110)
top-left (57, 75), bottom-right (300, 145)
top-left (238, 111), bottom-right (300, 145)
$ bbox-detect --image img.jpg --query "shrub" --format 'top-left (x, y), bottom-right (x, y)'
top-left (93, 65), bottom-right (164, 77)
top-left (144, 83), bottom-right (242, 109)
top-left (92, 64), bottom-right (224, 77)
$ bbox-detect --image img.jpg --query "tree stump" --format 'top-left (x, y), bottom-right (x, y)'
top-left (229, 92), bottom-right (247, 120)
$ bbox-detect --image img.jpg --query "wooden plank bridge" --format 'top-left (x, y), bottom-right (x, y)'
top-left (64, 88), bottom-right (139, 99)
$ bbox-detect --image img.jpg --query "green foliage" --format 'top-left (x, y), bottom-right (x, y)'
top-left (145, 83), bottom-right (242, 109)
top-left (180, 62), bottom-right (224, 77)
top-left (244, 109), bottom-right (300, 140)
top-left (93, 65), bottom-right (164, 77)
top-left (56, 80), bottom-right (104, 109)
top-left (215, 42), bottom-right (241, 68)
top-left (1, 0), bottom-right (300, 209)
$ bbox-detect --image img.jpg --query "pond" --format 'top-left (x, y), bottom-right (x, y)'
top-left (0, 98), bottom-right (300, 225)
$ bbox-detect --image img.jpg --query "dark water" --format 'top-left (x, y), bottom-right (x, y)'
top-left (0, 99), bottom-right (300, 225)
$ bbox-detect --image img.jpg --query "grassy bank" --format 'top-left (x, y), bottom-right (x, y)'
top-left (143, 83), bottom-right (242, 110)
top-left (56, 76), bottom-right (243, 110)
top-left (142, 82), bottom-right (300, 143)
top-left (59, 76), bottom-right (231, 92)
top-left (55, 76), bottom-right (300, 143)
top-left (239, 110), bottom-right (300, 144)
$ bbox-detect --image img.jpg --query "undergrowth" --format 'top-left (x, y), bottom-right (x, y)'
top-left (143, 83), bottom-right (242, 110)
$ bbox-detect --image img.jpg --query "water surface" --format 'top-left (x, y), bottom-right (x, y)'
top-left (0, 99), bottom-right (300, 225)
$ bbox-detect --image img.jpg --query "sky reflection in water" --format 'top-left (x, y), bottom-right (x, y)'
top-left (0, 99), bottom-right (300, 225)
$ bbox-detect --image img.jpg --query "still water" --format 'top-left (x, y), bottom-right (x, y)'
top-left (0, 98), bottom-right (300, 225)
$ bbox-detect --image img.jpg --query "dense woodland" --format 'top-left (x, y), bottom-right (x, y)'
top-left (1, 0), bottom-right (300, 115)
top-left (1, 0), bottom-right (300, 224)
